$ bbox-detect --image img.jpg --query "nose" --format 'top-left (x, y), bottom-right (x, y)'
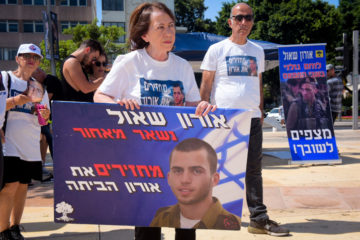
top-left (180, 170), bottom-right (192, 184)
top-left (165, 26), bottom-right (174, 36)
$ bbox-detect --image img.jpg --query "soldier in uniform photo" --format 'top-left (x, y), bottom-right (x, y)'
top-left (150, 138), bottom-right (241, 230)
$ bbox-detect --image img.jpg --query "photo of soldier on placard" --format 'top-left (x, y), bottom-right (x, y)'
top-left (150, 138), bottom-right (241, 230)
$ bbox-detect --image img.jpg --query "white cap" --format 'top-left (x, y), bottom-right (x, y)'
top-left (17, 43), bottom-right (43, 59)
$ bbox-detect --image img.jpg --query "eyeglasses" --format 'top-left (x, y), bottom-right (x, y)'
top-left (19, 53), bottom-right (41, 62)
top-left (95, 61), bottom-right (107, 67)
top-left (232, 14), bottom-right (253, 22)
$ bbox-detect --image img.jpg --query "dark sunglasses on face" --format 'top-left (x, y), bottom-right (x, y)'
top-left (19, 53), bottom-right (41, 61)
top-left (232, 14), bottom-right (253, 22)
top-left (95, 61), bottom-right (107, 67)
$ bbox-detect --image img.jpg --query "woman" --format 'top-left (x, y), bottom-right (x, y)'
top-left (94, 2), bottom-right (214, 240)
top-left (0, 43), bottom-right (50, 240)
top-left (89, 53), bottom-right (108, 82)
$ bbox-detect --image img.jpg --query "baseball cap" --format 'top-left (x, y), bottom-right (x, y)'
top-left (17, 43), bottom-right (43, 59)
top-left (326, 64), bottom-right (334, 71)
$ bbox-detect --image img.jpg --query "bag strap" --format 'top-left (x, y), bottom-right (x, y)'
top-left (2, 72), bottom-right (12, 135)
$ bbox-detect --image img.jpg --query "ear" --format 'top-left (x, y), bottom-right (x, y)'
top-left (167, 172), bottom-right (171, 186)
top-left (141, 33), bottom-right (149, 43)
top-left (84, 47), bottom-right (91, 54)
top-left (227, 18), bottom-right (233, 28)
top-left (212, 172), bottom-right (220, 187)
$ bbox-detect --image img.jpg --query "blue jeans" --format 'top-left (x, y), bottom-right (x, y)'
top-left (246, 118), bottom-right (269, 222)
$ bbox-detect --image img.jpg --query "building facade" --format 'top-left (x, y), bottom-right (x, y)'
top-left (102, 0), bottom-right (174, 44)
top-left (0, 0), bottom-right (96, 69)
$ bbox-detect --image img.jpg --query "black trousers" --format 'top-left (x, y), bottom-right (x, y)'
top-left (135, 227), bottom-right (195, 240)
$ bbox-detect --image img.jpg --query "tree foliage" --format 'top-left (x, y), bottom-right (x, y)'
top-left (175, 0), bottom-right (216, 33)
top-left (40, 18), bottom-right (126, 77)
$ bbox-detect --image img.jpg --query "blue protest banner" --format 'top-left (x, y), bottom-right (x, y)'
top-left (52, 102), bottom-right (251, 230)
top-left (279, 44), bottom-right (341, 164)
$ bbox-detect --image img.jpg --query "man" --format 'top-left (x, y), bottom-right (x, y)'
top-left (150, 138), bottom-right (241, 230)
top-left (61, 39), bottom-right (104, 102)
top-left (199, 3), bottom-right (289, 236)
top-left (173, 85), bottom-right (185, 106)
top-left (287, 77), bottom-right (330, 134)
top-left (326, 64), bottom-right (343, 124)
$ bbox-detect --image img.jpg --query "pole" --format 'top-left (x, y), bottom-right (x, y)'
top-left (47, 0), bottom-right (56, 76)
top-left (352, 30), bottom-right (359, 130)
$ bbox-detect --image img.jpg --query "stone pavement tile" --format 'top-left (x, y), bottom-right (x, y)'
top-left (263, 187), bottom-right (287, 209)
top-left (281, 187), bottom-right (351, 209)
top-left (336, 187), bottom-right (360, 209)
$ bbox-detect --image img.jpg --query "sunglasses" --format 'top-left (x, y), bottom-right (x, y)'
top-left (19, 53), bottom-right (41, 61)
top-left (95, 61), bottom-right (107, 67)
top-left (232, 14), bottom-right (253, 22)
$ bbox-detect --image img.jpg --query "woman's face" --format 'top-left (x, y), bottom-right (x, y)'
top-left (16, 53), bottom-right (41, 74)
top-left (92, 55), bottom-right (107, 76)
top-left (141, 9), bottom-right (175, 54)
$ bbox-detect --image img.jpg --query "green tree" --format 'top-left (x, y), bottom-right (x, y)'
top-left (40, 19), bottom-right (126, 77)
top-left (215, 1), bottom-right (236, 36)
top-left (175, 0), bottom-right (216, 33)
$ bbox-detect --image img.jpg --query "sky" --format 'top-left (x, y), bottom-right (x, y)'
top-left (96, 0), bottom-right (340, 23)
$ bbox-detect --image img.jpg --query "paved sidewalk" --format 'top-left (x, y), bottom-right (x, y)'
top-left (21, 128), bottom-right (360, 239)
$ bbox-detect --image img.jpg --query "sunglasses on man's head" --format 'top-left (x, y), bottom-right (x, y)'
top-left (95, 61), bottom-right (107, 67)
top-left (232, 14), bottom-right (253, 22)
top-left (19, 53), bottom-right (41, 62)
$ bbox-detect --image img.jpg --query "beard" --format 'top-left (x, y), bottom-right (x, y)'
top-left (81, 54), bottom-right (93, 74)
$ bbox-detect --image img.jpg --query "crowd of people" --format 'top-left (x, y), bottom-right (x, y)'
top-left (2, 1), bottom-right (349, 239)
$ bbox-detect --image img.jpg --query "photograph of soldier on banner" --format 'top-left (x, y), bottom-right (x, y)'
top-left (279, 44), bottom-right (340, 163)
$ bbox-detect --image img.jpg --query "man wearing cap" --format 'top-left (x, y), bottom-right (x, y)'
top-left (0, 43), bottom-right (50, 240)
top-left (326, 64), bottom-right (344, 124)
top-left (61, 39), bottom-right (104, 102)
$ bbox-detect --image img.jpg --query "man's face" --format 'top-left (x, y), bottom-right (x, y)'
top-left (300, 82), bottom-right (316, 103)
top-left (228, 4), bottom-right (254, 38)
top-left (168, 149), bottom-right (219, 206)
top-left (290, 83), bottom-right (300, 96)
top-left (327, 68), bottom-right (335, 78)
top-left (173, 86), bottom-right (184, 105)
top-left (250, 59), bottom-right (257, 72)
top-left (83, 49), bottom-right (100, 67)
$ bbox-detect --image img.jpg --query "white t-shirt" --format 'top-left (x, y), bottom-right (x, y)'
top-left (2, 71), bottom-right (50, 162)
top-left (200, 38), bottom-right (265, 118)
top-left (98, 48), bottom-right (200, 106)
top-left (0, 71), bottom-right (9, 128)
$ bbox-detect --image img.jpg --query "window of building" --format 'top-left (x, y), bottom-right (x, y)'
top-left (103, 22), bottom-right (125, 43)
top-left (0, 0), bottom-right (17, 4)
top-left (23, 21), bottom-right (34, 32)
top-left (23, 21), bottom-right (44, 33)
top-left (8, 21), bottom-right (18, 32)
top-left (61, 21), bottom-right (87, 32)
top-left (102, 0), bottom-right (123, 11)
top-left (34, 0), bottom-right (45, 5)
top-left (0, 21), bottom-right (18, 32)
top-left (0, 48), bottom-right (18, 61)
top-left (23, 0), bottom-right (53, 5)
top-left (60, 0), bottom-right (86, 6)
top-left (35, 21), bottom-right (44, 32)
top-left (0, 21), bottom-right (6, 32)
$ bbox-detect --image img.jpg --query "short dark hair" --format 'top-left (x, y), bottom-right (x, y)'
top-left (79, 39), bottom-right (104, 55)
top-left (129, 2), bottom-right (175, 51)
top-left (169, 138), bottom-right (218, 174)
